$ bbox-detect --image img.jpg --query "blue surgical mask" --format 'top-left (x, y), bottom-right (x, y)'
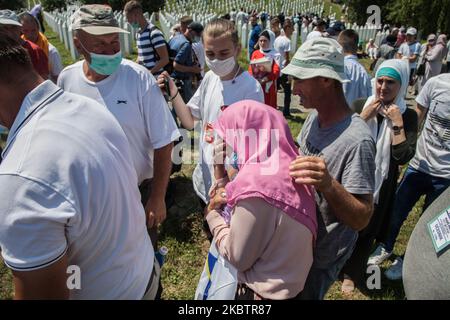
top-left (80, 40), bottom-right (122, 76)
top-left (131, 22), bottom-right (140, 29)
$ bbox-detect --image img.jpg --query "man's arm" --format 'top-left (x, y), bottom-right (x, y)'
top-left (12, 253), bottom-right (69, 300)
top-left (290, 156), bottom-right (374, 231)
top-left (321, 180), bottom-right (374, 231)
top-left (151, 45), bottom-right (170, 75)
top-left (173, 61), bottom-right (201, 74)
top-left (416, 103), bottom-right (428, 130)
top-left (146, 142), bottom-right (174, 228)
top-left (409, 54), bottom-right (418, 63)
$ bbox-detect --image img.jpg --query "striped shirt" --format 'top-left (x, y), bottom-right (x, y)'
top-left (136, 22), bottom-right (166, 72)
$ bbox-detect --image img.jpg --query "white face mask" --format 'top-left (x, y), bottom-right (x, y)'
top-left (205, 55), bottom-right (236, 77)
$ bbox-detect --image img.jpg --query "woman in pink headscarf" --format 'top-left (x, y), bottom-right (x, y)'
top-left (206, 100), bottom-right (317, 300)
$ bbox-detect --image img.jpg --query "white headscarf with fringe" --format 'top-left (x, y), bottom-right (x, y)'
top-left (362, 59), bottom-right (410, 204)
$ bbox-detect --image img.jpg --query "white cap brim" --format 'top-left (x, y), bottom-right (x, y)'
top-left (0, 18), bottom-right (22, 27)
top-left (80, 26), bottom-right (129, 35)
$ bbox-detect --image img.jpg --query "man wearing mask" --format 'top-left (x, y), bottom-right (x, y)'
top-left (157, 19), bottom-right (263, 239)
top-left (248, 15), bottom-right (261, 60)
top-left (124, 0), bottom-right (169, 76)
top-left (57, 5), bottom-right (180, 261)
top-left (169, 19), bottom-right (203, 101)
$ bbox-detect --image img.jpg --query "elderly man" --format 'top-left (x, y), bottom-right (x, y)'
top-left (19, 12), bottom-right (64, 83)
top-left (284, 38), bottom-right (376, 300)
top-left (57, 5), bottom-right (180, 252)
top-left (0, 9), bottom-right (48, 79)
top-left (0, 34), bottom-right (157, 299)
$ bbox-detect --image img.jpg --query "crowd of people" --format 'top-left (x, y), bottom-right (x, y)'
top-left (0, 1), bottom-right (449, 300)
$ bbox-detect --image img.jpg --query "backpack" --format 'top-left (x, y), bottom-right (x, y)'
top-left (148, 25), bottom-right (174, 74)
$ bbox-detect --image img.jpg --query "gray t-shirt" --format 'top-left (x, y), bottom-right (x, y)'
top-left (298, 111), bottom-right (376, 269)
top-left (410, 73), bottom-right (450, 180)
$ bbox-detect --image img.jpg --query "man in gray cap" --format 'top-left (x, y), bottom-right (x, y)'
top-left (57, 5), bottom-right (180, 256)
top-left (0, 9), bottom-right (49, 79)
top-left (286, 37), bottom-right (376, 299)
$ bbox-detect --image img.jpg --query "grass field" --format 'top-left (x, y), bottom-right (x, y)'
top-left (0, 20), bottom-right (424, 300)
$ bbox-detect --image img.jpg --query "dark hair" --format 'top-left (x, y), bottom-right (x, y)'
top-left (386, 34), bottom-right (397, 45)
top-left (0, 33), bottom-right (33, 84)
top-left (124, 0), bottom-right (143, 14)
top-left (19, 12), bottom-right (40, 29)
top-left (180, 16), bottom-right (193, 28)
top-left (338, 29), bottom-right (359, 54)
top-left (259, 30), bottom-right (270, 40)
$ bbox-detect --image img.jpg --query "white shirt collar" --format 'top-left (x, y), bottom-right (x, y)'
top-left (3, 80), bottom-right (62, 157)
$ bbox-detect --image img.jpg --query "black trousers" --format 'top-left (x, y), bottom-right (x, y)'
top-left (280, 74), bottom-right (292, 116)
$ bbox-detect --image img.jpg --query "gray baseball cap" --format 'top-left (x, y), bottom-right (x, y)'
top-left (282, 37), bottom-right (349, 83)
top-left (0, 9), bottom-right (22, 27)
top-left (71, 4), bottom-right (129, 35)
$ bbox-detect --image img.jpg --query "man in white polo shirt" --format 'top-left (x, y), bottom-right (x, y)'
top-left (57, 5), bottom-right (180, 249)
top-left (0, 34), bottom-right (156, 299)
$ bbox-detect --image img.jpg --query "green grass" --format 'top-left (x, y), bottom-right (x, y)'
top-left (0, 19), bottom-right (425, 301)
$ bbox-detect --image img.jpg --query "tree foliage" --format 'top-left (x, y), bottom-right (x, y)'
top-left (41, 0), bottom-right (67, 12)
top-left (345, 0), bottom-right (450, 38)
top-left (0, 0), bottom-right (26, 11)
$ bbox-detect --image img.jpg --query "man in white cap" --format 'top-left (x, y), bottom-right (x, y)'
top-left (396, 27), bottom-right (421, 85)
top-left (57, 5), bottom-right (180, 254)
top-left (285, 37), bottom-right (376, 299)
top-left (0, 9), bottom-right (49, 79)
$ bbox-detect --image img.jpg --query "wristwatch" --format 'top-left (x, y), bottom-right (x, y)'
top-left (393, 125), bottom-right (404, 135)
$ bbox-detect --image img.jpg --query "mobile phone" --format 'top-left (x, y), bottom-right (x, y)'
top-left (163, 78), bottom-right (171, 102)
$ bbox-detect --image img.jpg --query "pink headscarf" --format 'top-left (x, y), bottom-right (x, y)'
top-left (213, 100), bottom-right (317, 239)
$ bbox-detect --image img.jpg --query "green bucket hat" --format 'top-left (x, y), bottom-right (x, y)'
top-left (282, 37), bottom-right (349, 83)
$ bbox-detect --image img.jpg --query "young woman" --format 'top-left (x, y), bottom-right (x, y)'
top-left (248, 29), bottom-right (280, 109)
top-left (341, 59), bottom-right (418, 293)
top-left (157, 19), bottom-right (264, 208)
top-left (207, 100), bottom-right (317, 300)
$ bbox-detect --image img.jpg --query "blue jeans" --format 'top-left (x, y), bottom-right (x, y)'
top-left (384, 166), bottom-right (450, 252)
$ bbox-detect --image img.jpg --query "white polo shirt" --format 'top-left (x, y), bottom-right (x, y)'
top-left (0, 81), bottom-right (153, 299)
top-left (57, 59), bottom-right (181, 184)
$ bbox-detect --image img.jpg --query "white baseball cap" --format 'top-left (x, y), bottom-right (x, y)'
top-left (406, 27), bottom-right (417, 36)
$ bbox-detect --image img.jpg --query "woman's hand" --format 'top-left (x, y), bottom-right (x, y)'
top-left (206, 187), bottom-right (228, 217)
top-left (157, 71), bottom-right (178, 98)
top-left (382, 104), bottom-right (403, 126)
top-left (360, 98), bottom-right (382, 121)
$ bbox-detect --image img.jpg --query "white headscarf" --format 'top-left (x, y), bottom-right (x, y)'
top-left (362, 59), bottom-right (410, 204)
top-left (259, 29), bottom-right (281, 67)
